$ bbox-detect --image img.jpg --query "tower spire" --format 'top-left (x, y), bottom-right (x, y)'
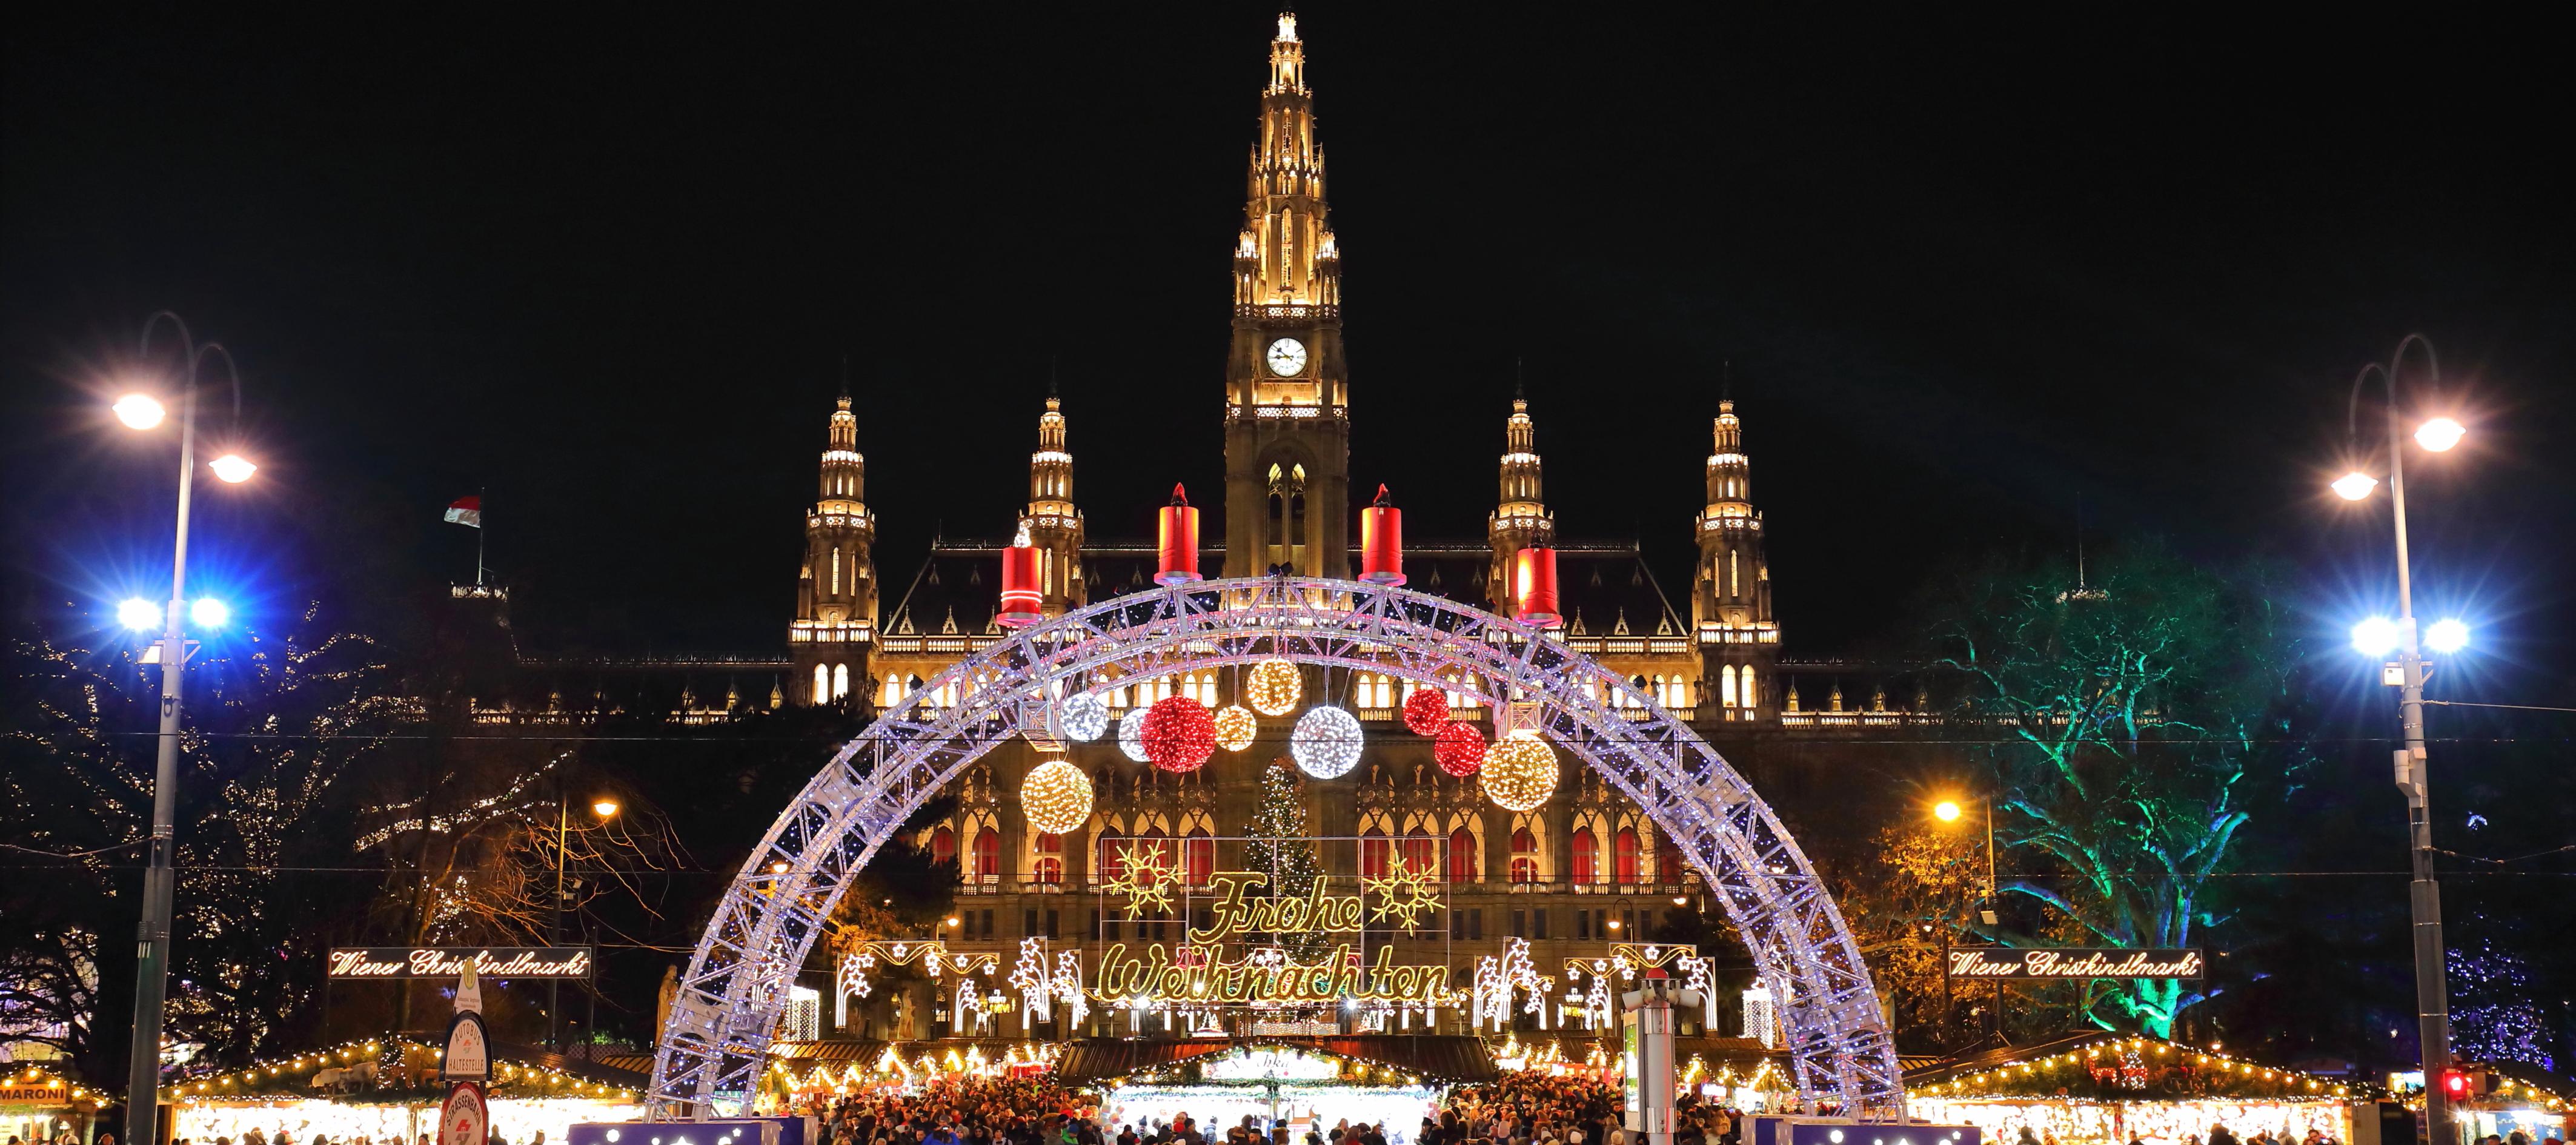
top-left (1694, 392), bottom-right (1778, 720)
top-left (1487, 395), bottom-right (1555, 613)
top-left (1023, 391), bottom-right (1085, 615)
top-left (791, 388), bottom-right (877, 705)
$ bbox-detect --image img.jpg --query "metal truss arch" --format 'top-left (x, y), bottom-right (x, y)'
top-left (649, 577), bottom-right (1902, 1117)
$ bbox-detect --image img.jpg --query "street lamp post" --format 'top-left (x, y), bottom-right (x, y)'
top-left (119, 313), bottom-right (254, 1145)
top-left (2334, 334), bottom-right (2459, 1145)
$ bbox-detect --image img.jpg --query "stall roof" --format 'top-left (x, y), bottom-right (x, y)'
top-left (1906, 1033), bottom-right (2377, 1101)
top-left (169, 1033), bottom-right (647, 1102)
top-left (1055, 1036), bottom-right (1497, 1086)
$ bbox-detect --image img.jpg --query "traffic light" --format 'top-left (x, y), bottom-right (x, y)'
top-left (2440, 1070), bottom-right (2473, 1100)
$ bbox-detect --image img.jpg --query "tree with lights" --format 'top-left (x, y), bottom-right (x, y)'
top-left (1242, 758), bottom-right (1327, 958)
top-left (1924, 541), bottom-right (2310, 1038)
top-left (2449, 922), bottom-right (2553, 1069)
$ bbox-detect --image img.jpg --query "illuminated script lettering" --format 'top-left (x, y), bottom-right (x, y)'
top-left (1092, 941), bottom-right (1452, 1006)
top-left (1187, 873), bottom-right (1365, 942)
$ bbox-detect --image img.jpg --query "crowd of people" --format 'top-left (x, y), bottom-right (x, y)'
top-left (1432, 1072), bottom-right (1748, 1145)
top-left (812, 1077), bottom-right (1100, 1145)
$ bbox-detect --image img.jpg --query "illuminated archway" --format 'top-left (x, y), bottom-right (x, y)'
top-left (650, 578), bottom-right (1901, 1117)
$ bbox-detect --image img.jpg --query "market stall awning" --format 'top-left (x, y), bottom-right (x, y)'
top-left (1055, 1035), bottom-right (1496, 1086)
top-left (1905, 1032), bottom-right (2375, 1101)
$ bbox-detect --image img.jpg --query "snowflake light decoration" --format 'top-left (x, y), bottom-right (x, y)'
top-left (1361, 854), bottom-right (1442, 932)
top-left (1103, 840), bottom-right (1180, 918)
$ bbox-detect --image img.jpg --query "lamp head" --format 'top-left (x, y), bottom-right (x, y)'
top-left (1933, 800), bottom-right (1963, 823)
top-left (592, 800), bottom-right (620, 819)
top-left (2351, 617), bottom-right (2402, 658)
top-left (118, 597), bottom-right (159, 631)
top-left (2329, 471), bottom-right (2378, 501)
top-left (113, 394), bottom-right (165, 430)
top-left (209, 454), bottom-right (257, 483)
top-left (2425, 619), bottom-right (2470, 655)
top-left (189, 598), bottom-right (228, 629)
top-left (2414, 417), bottom-right (2465, 453)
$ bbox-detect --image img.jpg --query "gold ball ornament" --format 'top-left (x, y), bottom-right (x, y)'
top-left (1213, 704), bottom-right (1260, 752)
top-left (1244, 659), bottom-right (1303, 715)
top-left (1480, 735), bottom-right (1559, 812)
top-left (1021, 760), bottom-right (1095, 835)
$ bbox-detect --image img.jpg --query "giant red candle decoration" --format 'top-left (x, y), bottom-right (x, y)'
top-left (997, 529), bottom-right (1042, 628)
top-left (1359, 483), bottom-right (1404, 586)
top-left (1515, 546), bottom-right (1561, 627)
top-left (1157, 484), bottom-right (1201, 585)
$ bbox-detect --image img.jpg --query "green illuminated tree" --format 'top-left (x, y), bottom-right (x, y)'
top-left (1923, 540), bottom-right (2310, 1038)
top-left (1243, 758), bottom-right (1327, 958)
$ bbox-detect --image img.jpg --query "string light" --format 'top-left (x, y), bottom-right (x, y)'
top-left (1290, 703), bottom-right (1364, 778)
top-left (1055, 692), bottom-right (1109, 742)
top-left (1141, 694), bottom-right (1217, 772)
top-left (1117, 707), bottom-right (1152, 763)
top-left (1481, 735), bottom-right (1559, 811)
top-left (1401, 687), bottom-right (1452, 735)
top-left (1021, 759), bottom-right (1094, 835)
top-left (1213, 704), bottom-right (1259, 752)
top-left (1245, 659), bottom-right (1303, 715)
top-left (1433, 720), bottom-right (1487, 777)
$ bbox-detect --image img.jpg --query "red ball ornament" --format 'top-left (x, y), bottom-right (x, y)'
top-left (1433, 721), bottom-right (1487, 777)
top-left (1401, 688), bottom-right (1452, 736)
top-left (1140, 695), bottom-right (1216, 773)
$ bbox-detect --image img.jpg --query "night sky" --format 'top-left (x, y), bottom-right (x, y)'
top-left (7, 6), bottom-right (2572, 696)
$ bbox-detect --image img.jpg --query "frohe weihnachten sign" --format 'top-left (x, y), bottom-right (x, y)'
top-left (1945, 948), bottom-right (2203, 980)
top-left (327, 948), bottom-right (594, 980)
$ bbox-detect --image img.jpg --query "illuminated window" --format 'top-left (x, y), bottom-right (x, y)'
top-left (1510, 829), bottom-right (1538, 883)
top-left (1402, 831), bottom-right (1435, 875)
top-left (1729, 548), bottom-right (1739, 597)
top-left (1361, 831), bottom-right (1390, 879)
top-left (832, 663), bottom-right (851, 700)
top-left (812, 664), bottom-right (829, 703)
top-left (1186, 830), bottom-right (1215, 884)
top-left (883, 674), bottom-right (900, 706)
top-left (930, 826), bottom-right (957, 872)
top-left (1033, 856), bottom-right (1062, 884)
top-left (972, 828), bottom-right (1001, 881)
top-left (1096, 830), bottom-right (1125, 879)
top-left (1447, 827), bottom-right (1477, 882)
top-left (1721, 665), bottom-right (1739, 708)
top-left (1572, 827), bottom-right (1599, 884)
top-left (1615, 827), bottom-right (1641, 884)
top-left (1656, 838), bottom-right (1683, 884)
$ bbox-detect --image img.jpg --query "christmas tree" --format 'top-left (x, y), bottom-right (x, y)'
top-left (1243, 758), bottom-right (1327, 959)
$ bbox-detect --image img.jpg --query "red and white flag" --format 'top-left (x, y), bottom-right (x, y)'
top-left (443, 496), bottom-right (483, 529)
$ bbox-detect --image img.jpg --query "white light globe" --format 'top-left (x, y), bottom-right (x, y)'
top-left (113, 394), bottom-right (165, 430)
top-left (190, 597), bottom-right (229, 628)
top-left (2425, 619), bottom-right (2470, 654)
top-left (1116, 706), bottom-right (1152, 763)
top-left (1289, 704), bottom-right (1364, 779)
top-left (2329, 472), bottom-right (2377, 501)
top-left (1057, 692), bottom-right (1109, 742)
top-left (208, 454), bottom-right (257, 483)
top-left (2414, 417), bottom-right (2465, 453)
top-left (118, 597), bottom-right (159, 631)
top-left (2350, 617), bottom-right (2401, 658)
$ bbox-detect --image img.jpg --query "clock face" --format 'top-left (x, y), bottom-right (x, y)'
top-left (1264, 337), bottom-right (1309, 377)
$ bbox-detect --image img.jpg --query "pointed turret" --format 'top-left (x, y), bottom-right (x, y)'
top-left (1693, 393), bottom-right (1779, 721)
top-left (1021, 393), bottom-right (1086, 615)
top-left (1487, 396), bottom-right (1556, 613)
top-left (792, 390), bottom-right (877, 705)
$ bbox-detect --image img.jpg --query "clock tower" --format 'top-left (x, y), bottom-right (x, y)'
top-left (1223, 13), bottom-right (1350, 579)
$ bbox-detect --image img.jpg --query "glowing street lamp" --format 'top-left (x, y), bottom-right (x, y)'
top-left (2414, 417), bottom-right (2465, 453)
top-left (118, 597), bottom-right (160, 631)
top-left (209, 453), bottom-right (257, 483)
top-left (1932, 800), bottom-right (1962, 823)
top-left (189, 597), bottom-right (229, 629)
top-left (113, 393), bottom-right (166, 430)
top-left (592, 800), bottom-right (621, 819)
top-left (2351, 617), bottom-right (2401, 658)
top-left (2425, 619), bottom-right (2470, 655)
top-left (2330, 472), bottom-right (2378, 502)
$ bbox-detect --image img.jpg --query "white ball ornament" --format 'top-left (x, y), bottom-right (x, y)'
top-left (1056, 692), bottom-right (1109, 742)
top-left (1290, 704), bottom-right (1364, 780)
top-left (1117, 707), bottom-right (1152, 763)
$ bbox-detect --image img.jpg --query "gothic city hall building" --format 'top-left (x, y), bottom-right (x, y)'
top-left (483, 15), bottom-right (1933, 1049)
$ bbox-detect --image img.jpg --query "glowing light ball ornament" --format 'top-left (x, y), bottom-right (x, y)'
top-left (1021, 760), bottom-right (1095, 836)
top-left (1244, 659), bottom-right (1303, 715)
top-left (1055, 692), bottom-right (1109, 743)
top-left (1481, 735), bottom-right (1559, 811)
top-left (1433, 721), bottom-right (1487, 777)
top-left (1290, 705), bottom-right (1364, 779)
top-left (1141, 694), bottom-right (1217, 772)
top-left (1117, 707), bottom-right (1152, 763)
top-left (1212, 705), bottom-right (1260, 752)
top-left (1401, 688), bottom-right (1452, 735)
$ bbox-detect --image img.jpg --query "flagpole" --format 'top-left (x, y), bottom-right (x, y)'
top-left (475, 486), bottom-right (487, 586)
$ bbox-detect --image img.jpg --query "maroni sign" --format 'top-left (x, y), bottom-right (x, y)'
top-left (1946, 948), bottom-right (2203, 980)
top-left (327, 948), bottom-right (594, 980)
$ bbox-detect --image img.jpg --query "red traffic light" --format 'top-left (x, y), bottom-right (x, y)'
top-left (2440, 1070), bottom-right (2472, 1100)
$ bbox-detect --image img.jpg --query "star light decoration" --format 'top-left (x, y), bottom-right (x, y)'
top-left (1360, 854), bottom-right (1442, 932)
top-left (1212, 704), bottom-right (1260, 752)
top-left (1244, 659), bottom-right (1303, 715)
top-left (1103, 840), bottom-right (1181, 918)
top-left (1056, 692), bottom-right (1109, 742)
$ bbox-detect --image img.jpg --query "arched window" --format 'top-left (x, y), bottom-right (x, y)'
top-left (883, 673), bottom-right (900, 706)
top-left (812, 664), bottom-right (829, 704)
top-left (1571, 827), bottom-right (1599, 884)
top-left (929, 826), bottom-right (957, 872)
top-left (1401, 831), bottom-right (1435, 875)
top-left (1185, 829), bottom-right (1215, 885)
top-left (1361, 831), bottom-right (1390, 879)
top-left (1510, 829), bottom-right (1538, 884)
top-left (972, 828), bottom-right (1000, 883)
top-left (1656, 838), bottom-right (1683, 885)
top-left (1744, 671), bottom-right (1758, 710)
top-left (832, 663), bottom-right (851, 700)
top-left (1096, 830), bottom-right (1126, 880)
top-left (1722, 665), bottom-right (1739, 708)
top-left (1447, 827), bottom-right (1478, 883)
top-left (1033, 855), bottom-right (1062, 884)
top-left (1614, 827), bottom-right (1641, 884)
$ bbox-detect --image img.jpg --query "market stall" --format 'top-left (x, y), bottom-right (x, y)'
top-left (2, 1065), bottom-right (104, 1145)
top-left (170, 1035), bottom-right (646, 1145)
top-left (1908, 1035), bottom-right (2372, 1145)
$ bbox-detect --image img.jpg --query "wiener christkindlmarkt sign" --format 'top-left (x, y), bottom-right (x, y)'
top-left (327, 947), bottom-right (594, 980)
top-left (1945, 948), bottom-right (2204, 980)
